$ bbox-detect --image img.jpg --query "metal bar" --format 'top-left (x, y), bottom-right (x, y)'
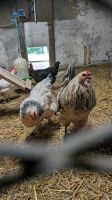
top-left (48, 0), bottom-right (56, 66)
top-left (33, 0), bottom-right (37, 23)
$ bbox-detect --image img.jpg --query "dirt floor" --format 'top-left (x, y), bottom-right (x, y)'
top-left (0, 64), bottom-right (112, 199)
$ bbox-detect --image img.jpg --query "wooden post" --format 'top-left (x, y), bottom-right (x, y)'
top-left (84, 46), bottom-right (87, 65)
top-left (18, 20), bottom-right (28, 61)
top-left (88, 45), bottom-right (91, 64)
top-left (48, 0), bottom-right (56, 66)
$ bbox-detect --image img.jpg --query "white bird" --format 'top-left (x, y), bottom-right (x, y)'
top-left (0, 67), bottom-right (17, 102)
top-left (20, 74), bottom-right (58, 128)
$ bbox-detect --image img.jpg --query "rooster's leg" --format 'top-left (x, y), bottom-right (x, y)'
top-left (64, 122), bottom-right (70, 138)
top-left (48, 118), bottom-right (53, 125)
top-left (3, 96), bottom-right (7, 104)
top-left (63, 124), bottom-right (69, 141)
top-left (65, 125), bottom-right (68, 135)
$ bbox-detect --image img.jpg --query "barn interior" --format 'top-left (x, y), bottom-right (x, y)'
top-left (0, 0), bottom-right (112, 199)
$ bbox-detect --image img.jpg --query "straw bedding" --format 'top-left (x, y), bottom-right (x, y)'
top-left (0, 64), bottom-right (112, 200)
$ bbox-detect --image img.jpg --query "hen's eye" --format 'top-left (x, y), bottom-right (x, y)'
top-left (82, 73), bottom-right (86, 76)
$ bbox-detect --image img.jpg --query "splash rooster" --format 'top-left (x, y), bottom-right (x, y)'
top-left (57, 70), bottom-right (96, 135)
top-left (20, 74), bottom-right (58, 128)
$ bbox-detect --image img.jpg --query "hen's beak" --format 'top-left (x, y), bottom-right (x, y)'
top-left (31, 111), bottom-right (37, 121)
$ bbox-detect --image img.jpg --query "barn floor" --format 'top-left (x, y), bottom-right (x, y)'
top-left (0, 64), bottom-right (112, 200)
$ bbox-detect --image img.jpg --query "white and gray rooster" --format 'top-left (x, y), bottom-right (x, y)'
top-left (20, 74), bottom-right (58, 128)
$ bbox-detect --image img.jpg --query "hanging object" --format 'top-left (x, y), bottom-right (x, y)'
top-left (13, 52), bottom-right (29, 80)
top-left (18, 9), bottom-right (25, 19)
top-left (11, 8), bottom-right (21, 53)
top-left (11, 8), bottom-right (17, 22)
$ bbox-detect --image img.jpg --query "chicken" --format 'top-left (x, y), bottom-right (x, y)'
top-left (28, 61), bottom-right (60, 84)
top-left (62, 61), bottom-right (76, 87)
top-left (0, 67), bottom-right (17, 102)
top-left (20, 74), bottom-right (58, 128)
top-left (57, 70), bottom-right (96, 135)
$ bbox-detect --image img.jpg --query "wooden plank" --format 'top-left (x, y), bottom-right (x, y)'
top-left (0, 67), bottom-right (32, 92)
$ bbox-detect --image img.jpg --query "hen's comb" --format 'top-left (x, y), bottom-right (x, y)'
top-left (85, 71), bottom-right (94, 76)
top-left (11, 66), bottom-right (17, 71)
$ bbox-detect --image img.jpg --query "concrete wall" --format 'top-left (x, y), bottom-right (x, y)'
top-left (24, 22), bottom-right (49, 47)
top-left (54, 0), bottom-right (112, 65)
top-left (0, 0), bottom-right (112, 68)
top-left (0, 29), bottom-right (18, 70)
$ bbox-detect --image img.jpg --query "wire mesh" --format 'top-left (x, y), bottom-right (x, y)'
top-left (0, 124), bottom-right (112, 188)
top-left (0, 0), bottom-right (112, 189)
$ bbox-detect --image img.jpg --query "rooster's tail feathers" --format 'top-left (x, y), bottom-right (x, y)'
top-left (68, 62), bottom-right (76, 81)
top-left (63, 62), bottom-right (76, 82)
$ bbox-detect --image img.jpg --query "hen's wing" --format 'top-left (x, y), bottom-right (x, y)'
top-left (31, 74), bottom-right (53, 95)
top-left (49, 94), bottom-right (58, 113)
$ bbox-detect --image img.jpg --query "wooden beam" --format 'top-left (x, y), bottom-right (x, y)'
top-left (88, 45), bottom-right (91, 64)
top-left (84, 46), bottom-right (87, 65)
top-left (18, 21), bottom-right (28, 60)
top-left (0, 68), bottom-right (32, 92)
top-left (48, 0), bottom-right (56, 66)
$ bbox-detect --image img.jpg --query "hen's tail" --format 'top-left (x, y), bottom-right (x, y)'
top-left (68, 61), bottom-right (76, 80)
top-left (41, 73), bottom-right (54, 88)
top-left (62, 61), bottom-right (76, 86)
top-left (30, 73), bottom-right (54, 93)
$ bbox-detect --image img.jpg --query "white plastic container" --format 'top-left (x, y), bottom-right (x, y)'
top-left (13, 54), bottom-right (29, 80)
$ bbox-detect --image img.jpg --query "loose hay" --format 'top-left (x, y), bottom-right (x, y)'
top-left (0, 64), bottom-right (112, 200)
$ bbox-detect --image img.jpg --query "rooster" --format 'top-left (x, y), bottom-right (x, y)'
top-left (28, 61), bottom-right (60, 84)
top-left (57, 70), bottom-right (96, 135)
top-left (20, 74), bottom-right (58, 128)
top-left (0, 67), bottom-right (17, 102)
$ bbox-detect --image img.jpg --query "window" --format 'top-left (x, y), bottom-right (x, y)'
top-left (27, 46), bottom-right (49, 69)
